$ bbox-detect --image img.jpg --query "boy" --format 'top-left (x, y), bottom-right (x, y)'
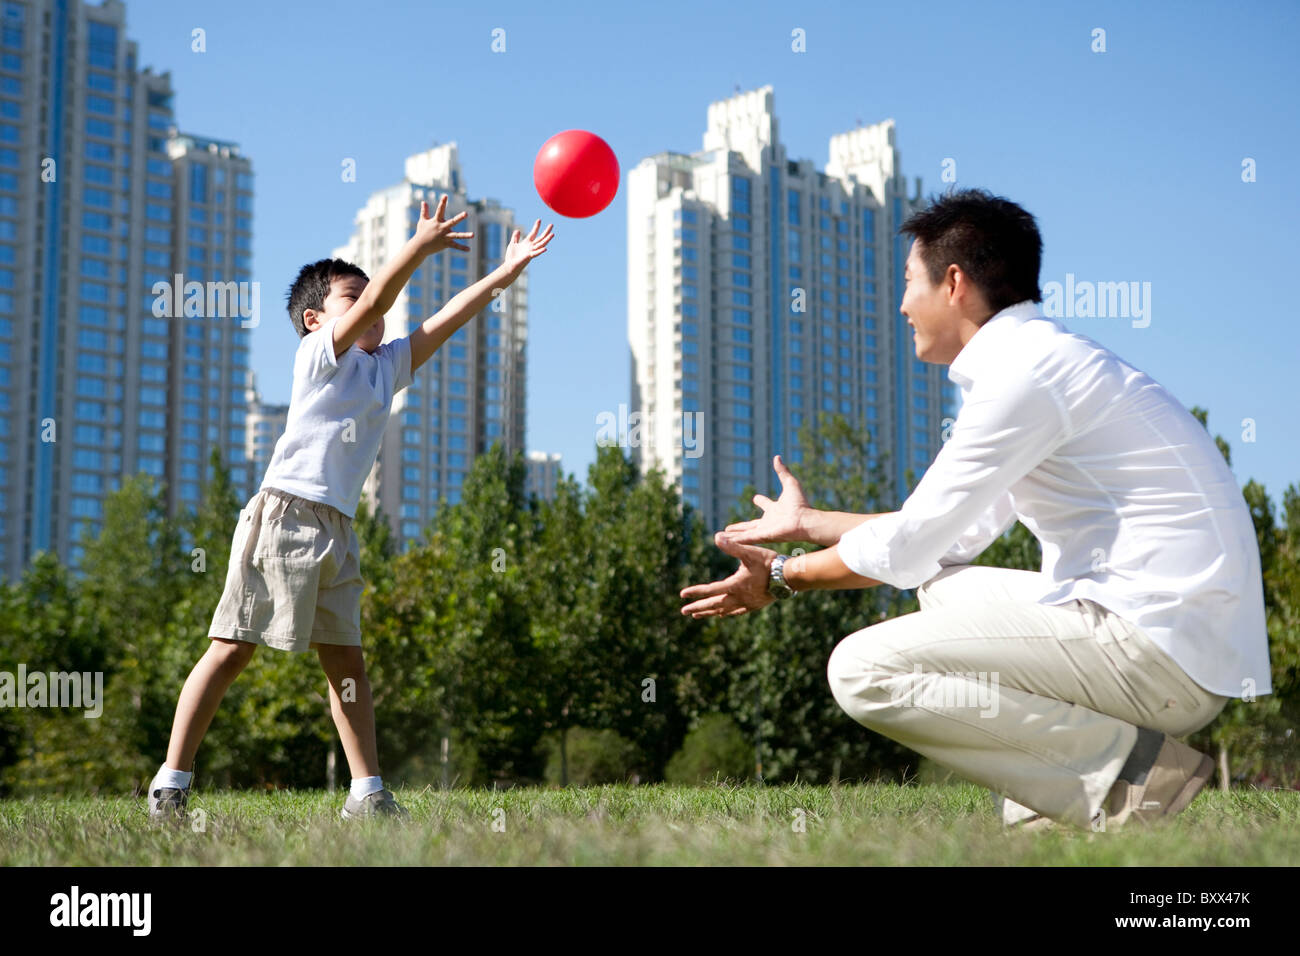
top-left (147, 195), bottom-right (554, 821)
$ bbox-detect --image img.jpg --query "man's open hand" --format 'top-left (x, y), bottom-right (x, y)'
top-left (413, 194), bottom-right (474, 255)
top-left (723, 455), bottom-right (813, 545)
top-left (679, 532), bottom-right (778, 619)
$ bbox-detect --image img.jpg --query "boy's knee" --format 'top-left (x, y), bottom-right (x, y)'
top-left (210, 637), bottom-right (256, 668)
top-left (316, 643), bottom-right (365, 673)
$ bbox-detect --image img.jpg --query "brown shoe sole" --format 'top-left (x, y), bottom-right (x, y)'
top-left (1003, 745), bottom-right (1215, 833)
top-left (1019, 816), bottom-right (1056, 832)
top-left (1160, 752), bottom-right (1215, 818)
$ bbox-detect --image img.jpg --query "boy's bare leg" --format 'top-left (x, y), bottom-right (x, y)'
top-left (164, 637), bottom-right (257, 771)
top-left (316, 643), bottom-right (380, 778)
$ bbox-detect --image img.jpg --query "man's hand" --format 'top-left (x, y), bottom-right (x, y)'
top-left (412, 195), bottom-right (474, 256)
top-left (679, 532), bottom-right (778, 619)
top-left (723, 455), bottom-right (813, 545)
top-left (502, 219), bottom-right (555, 273)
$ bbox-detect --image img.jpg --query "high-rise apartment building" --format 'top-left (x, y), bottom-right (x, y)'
top-left (1, 0), bottom-right (253, 579)
top-left (332, 144), bottom-right (527, 544)
top-left (627, 86), bottom-right (959, 529)
top-left (525, 450), bottom-right (561, 503)
top-left (244, 371), bottom-right (286, 491)
top-left (164, 129), bottom-right (254, 507)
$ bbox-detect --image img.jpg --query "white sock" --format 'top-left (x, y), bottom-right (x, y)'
top-left (152, 765), bottom-right (193, 791)
top-left (350, 775), bottom-right (383, 800)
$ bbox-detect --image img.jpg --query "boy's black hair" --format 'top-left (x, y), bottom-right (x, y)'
top-left (899, 188), bottom-right (1042, 315)
top-left (285, 258), bottom-right (369, 338)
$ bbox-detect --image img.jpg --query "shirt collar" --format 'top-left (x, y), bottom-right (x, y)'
top-left (946, 300), bottom-right (1046, 391)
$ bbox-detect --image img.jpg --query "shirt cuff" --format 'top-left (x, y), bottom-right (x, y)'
top-left (837, 516), bottom-right (941, 590)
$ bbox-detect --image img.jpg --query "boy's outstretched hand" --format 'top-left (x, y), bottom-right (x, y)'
top-left (503, 219), bottom-right (555, 273)
top-left (413, 194), bottom-right (474, 255)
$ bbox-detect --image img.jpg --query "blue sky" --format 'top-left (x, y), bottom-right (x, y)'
top-left (122, 0), bottom-right (1299, 513)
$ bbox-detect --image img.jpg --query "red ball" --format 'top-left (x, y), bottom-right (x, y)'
top-left (533, 130), bottom-right (620, 218)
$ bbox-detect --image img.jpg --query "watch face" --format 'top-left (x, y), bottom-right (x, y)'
top-left (769, 556), bottom-right (794, 598)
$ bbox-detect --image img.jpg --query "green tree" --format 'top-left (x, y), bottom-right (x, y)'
top-left (1180, 408), bottom-right (1298, 788)
top-left (361, 514), bottom-right (464, 785)
top-left (526, 470), bottom-right (594, 785)
top-left (386, 443), bottom-right (541, 783)
top-left (666, 713), bottom-right (756, 783)
top-left (716, 413), bottom-right (919, 782)
top-left (0, 551), bottom-right (95, 794)
top-left (577, 446), bottom-right (705, 778)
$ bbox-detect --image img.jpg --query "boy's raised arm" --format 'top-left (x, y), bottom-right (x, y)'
top-left (330, 195), bottom-right (472, 358)
top-left (409, 220), bottom-right (554, 373)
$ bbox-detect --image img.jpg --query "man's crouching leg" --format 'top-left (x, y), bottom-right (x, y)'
top-left (825, 614), bottom-right (1135, 830)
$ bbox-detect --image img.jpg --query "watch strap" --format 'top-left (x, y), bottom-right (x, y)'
top-left (769, 553), bottom-right (796, 599)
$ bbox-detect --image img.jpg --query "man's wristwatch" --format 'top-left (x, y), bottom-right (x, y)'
top-left (768, 554), bottom-right (797, 600)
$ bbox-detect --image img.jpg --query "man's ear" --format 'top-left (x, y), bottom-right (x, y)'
top-left (944, 264), bottom-right (963, 304)
top-left (302, 308), bottom-right (321, 333)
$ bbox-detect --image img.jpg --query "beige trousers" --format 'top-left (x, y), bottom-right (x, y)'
top-left (826, 564), bottom-right (1229, 828)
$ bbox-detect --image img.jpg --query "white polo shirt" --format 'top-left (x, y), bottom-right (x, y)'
top-left (837, 301), bottom-right (1271, 699)
top-left (259, 315), bottom-right (412, 519)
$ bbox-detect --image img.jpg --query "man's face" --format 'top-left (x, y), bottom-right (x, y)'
top-left (307, 275), bottom-right (383, 353)
top-left (900, 239), bottom-right (962, 365)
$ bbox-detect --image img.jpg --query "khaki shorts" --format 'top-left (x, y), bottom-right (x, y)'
top-left (209, 487), bottom-right (363, 653)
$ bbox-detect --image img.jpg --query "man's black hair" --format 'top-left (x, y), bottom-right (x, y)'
top-left (899, 188), bottom-right (1042, 315)
top-left (285, 258), bottom-right (369, 338)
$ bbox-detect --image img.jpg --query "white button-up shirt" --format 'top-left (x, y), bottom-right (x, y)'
top-left (837, 301), bottom-right (1271, 698)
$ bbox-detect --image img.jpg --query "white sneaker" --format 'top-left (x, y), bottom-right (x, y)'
top-left (340, 788), bottom-right (409, 820)
top-left (148, 786), bottom-right (189, 824)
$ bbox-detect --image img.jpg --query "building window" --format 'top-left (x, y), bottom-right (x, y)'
top-left (88, 21), bottom-right (118, 70)
top-left (190, 163), bottom-right (207, 204)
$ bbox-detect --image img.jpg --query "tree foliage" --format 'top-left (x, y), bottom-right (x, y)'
top-left (1, 410), bottom-right (1295, 794)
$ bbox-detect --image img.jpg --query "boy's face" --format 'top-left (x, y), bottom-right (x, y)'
top-left (303, 275), bottom-right (383, 353)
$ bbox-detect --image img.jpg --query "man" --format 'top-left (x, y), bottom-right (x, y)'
top-left (680, 189), bottom-right (1271, 831)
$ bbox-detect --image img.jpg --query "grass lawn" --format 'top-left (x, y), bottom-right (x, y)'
top-left (1, 782), bottom-right (1296, 866)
